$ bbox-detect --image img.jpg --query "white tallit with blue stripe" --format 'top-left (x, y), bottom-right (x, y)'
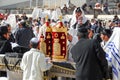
top-left (104, 27), bottom-right (120, 80)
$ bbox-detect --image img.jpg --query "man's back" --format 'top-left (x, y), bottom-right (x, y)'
top-left (20, 48), bottom-right (48, 80)
top-left (71, 38), bottom-right (109, 80)
top-left (15, 27), bottom-right (34, 48)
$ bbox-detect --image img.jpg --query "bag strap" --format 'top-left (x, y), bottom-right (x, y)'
top-left (3, 56), bottom-right (21, 71)
top-left (12, 59), bottom-right (21, 70)
top-left (3, 56), bottom-right (10, 70)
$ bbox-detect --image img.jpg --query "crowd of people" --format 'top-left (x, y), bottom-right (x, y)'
top-left (0, 6), bottom-right (120, 80)
top-left (61, 0), bottom-right (120, 15)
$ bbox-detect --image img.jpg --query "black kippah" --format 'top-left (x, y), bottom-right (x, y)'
top-left (101, 29), bottom-right (111, 35)
top-left (78, 27), bottom-right (88, 33)
top-left (0, 26), bottom-right (8, 35)
top-left (101, 29), bottom-right (112, 38)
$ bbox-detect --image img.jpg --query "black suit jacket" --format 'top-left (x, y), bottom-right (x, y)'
top-left (71, 38), bottom-right (110, 80)
top-left (0, 36), bottom-right (13, 54)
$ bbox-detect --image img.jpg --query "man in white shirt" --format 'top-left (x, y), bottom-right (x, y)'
top-left (20, 37), bottom-right (52, 80)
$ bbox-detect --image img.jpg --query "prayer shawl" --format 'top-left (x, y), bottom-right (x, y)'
top-left (32, 7), bottom-right (42, 19)
top-left (104, 27), bottom-right (120, 80)
top-left (70, 7), bottom-right (88, 29)
top-left (51, 8), bottom-right (62, 21)
top-left (6, 14), bottom-right (17, 32)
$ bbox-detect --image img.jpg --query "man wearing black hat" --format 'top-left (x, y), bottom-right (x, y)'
top-left (70, 27), bottom-right (110, 80)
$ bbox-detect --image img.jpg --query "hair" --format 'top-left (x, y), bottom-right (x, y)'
top-left (101, 29), bottom-right (112, 38)
top-left (77, 27), bottom-right (88, 38)
top-left (75, 7), bottom-right (82, 13)
top-left (77, 32), bottom-right (88, 38)
top-left (21, 21), bottom-right (27, 27)
top-left (29, 37), bottom-right (39, 48)
top-left (93, 33), bottom-right (102, 43)
top-left (30, 42), bottom-right (39, 48)
top-left (5, 24), bottom-right (11, 27)
top-left (0, 26), bottom-right (8, 36)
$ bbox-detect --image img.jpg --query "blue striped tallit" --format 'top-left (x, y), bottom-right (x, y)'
top-left (104, 27), bottom-right (120, 80)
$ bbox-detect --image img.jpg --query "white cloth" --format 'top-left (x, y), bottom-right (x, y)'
top-left (51, 8), bottom-right (62, 21)
top-left (70, 7), bottom-right (88, 29)
top-left (67, 30), bottom-right (78, 62)
top-left (39, 24), bottom-right (47, 39)
top-left (101, 41), bottom-right (107, 48)
top-left (68, 28), bottom-right (78, 46)
top-left (10, 42), bottom-right (19, 49)
top-left (56, 8), bottom-right (62, 17)
top-left (43, 9), bottom-right (52, 19)
top-left (72, 36), bottom-right (78, 45)
top-left (20, 48), bottom-right (52, 80)
top-left (6, 14), bottom-right (17, 32)
top-left (30, 37), bottom-right (39, 44)
top-left (32, 7), bottom-right (42, 19)
top-left (66, 0), bottom-right (70, 8)
top-left (67, 40), bottom-right (74, 62)
top-left (50, 22), bottom-right (56, 27)
top-left (7, 70), bottom-right (22, 80)
top-left (104, 27), bottom-right (120, 80)
top-left (0, 77), bottom-right (8, 80)
top-left (67, 36), bottom-right (78, 62)
top-left (68, 28), bottom-right (77, 37)
top-left (51, 10), bottom-right (58, 21)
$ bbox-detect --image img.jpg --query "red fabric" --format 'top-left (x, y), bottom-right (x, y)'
top-left (59, 22), bottom-right (63, 27)
top-left (45, 22), bottom-right (49, 26)
top-left (0, 13), bottom-right (5, 19)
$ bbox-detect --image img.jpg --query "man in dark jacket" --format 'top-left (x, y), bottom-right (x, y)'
top-left (70, 27), bottom-right (110, 80)
top-left (0, 25), bottom-right (13, 77)
top-left (0, 25), bottom-right (13, 54)
top-left (15, 21), bottom-right (35, 48)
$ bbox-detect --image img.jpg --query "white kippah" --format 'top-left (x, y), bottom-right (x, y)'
top-left (30, 37), bottom-right (39, 44)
